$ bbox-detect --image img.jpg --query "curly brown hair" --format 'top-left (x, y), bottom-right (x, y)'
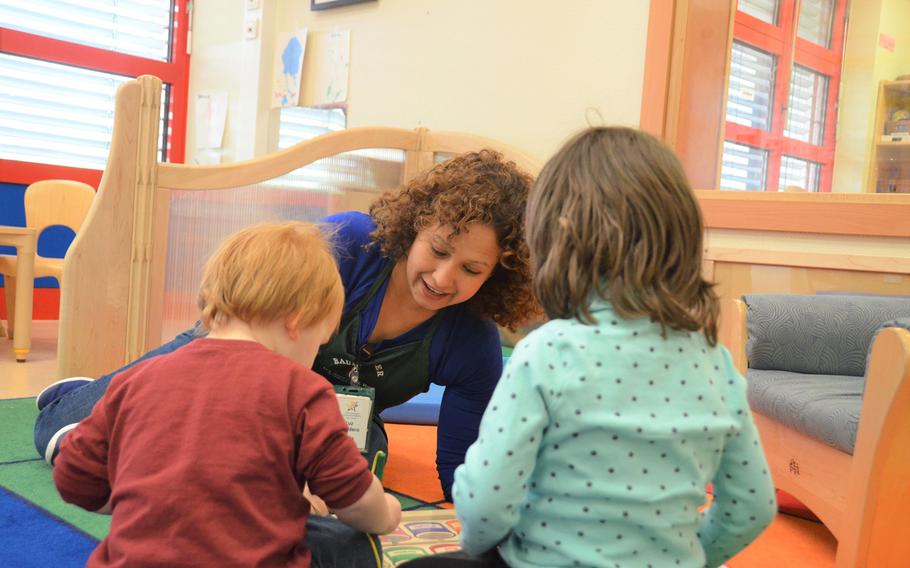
top-left (369, 150), bottom-right (539, 330)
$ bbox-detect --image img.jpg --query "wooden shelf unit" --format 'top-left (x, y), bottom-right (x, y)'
top-left (869, 80), bottom-right (910, 193)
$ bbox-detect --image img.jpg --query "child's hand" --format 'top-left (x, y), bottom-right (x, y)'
top-left (303, 484), bottom-right (330, 516)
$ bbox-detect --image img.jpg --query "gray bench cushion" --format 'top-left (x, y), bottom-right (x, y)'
top-left (746, 369), bottom-right (862, 455)
top-left (744, 294), bottom-right (910, 376)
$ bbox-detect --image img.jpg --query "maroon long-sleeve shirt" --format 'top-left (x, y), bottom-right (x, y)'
top-left (54, 338), bottom-right (373, 567)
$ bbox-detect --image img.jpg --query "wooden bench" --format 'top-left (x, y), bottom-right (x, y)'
top-left (721, 297), bottom-right (910, 567)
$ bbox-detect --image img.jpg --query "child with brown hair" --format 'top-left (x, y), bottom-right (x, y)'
top-left (54, 221), bottom-right (401, 567)
top-left (413, 127), bottom-right (777, 567)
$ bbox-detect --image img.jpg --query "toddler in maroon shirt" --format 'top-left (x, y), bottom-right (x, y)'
top-left (54, 222), bottom-right (401, 567)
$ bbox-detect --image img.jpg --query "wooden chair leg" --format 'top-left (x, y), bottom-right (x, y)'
top-left (3, 275), bottom-right (14, 339)
top-left (0, 279), bottom-right (5, 338)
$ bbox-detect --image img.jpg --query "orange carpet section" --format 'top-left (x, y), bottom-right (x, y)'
top-left (384, 423), bottom-right (838, 565)
top-left (730, 514), bottom-right (836, 567)
top-left (384, 423), bottom-right (450, 506)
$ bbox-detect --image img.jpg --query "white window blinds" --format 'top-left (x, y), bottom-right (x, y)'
top-left (0, 53), bottom-right (168, 170)
top-left (0, 0), bottom-right (174, 61)
top-left (727, 41), bottom-right (777, 131)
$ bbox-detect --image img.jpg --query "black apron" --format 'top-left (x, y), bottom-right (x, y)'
top-left (312, 261), bottom-right (441, 414)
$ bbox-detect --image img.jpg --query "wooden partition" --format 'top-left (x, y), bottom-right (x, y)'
top-left (57, 75), bottom-right (541, 379)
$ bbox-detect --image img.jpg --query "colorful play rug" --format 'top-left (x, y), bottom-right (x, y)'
top-left (0, 398), bottom-right (458, 567)
top-left (381, 509), bottom-right (461, 566)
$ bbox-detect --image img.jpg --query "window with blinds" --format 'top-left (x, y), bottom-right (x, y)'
top-left (0, 53), bottom-right (168, 170)
top-left (726, 41), bottom-right (776, 131)
top-left (721, 141), bottom-right (768, 191)
top-left (0, 0), bottom-right (184, 172)
top-left (274, 106), bottom-right (404, 196)
top-left (277, 107), bottom-right (346, 150)
top-left (784, 64), bottom-right (829, 145)
top-left (0, 0), bottom-right (174, 61)
top-left (722, 0), bottom-right (845, 191)
top-left (737, 0), bottom-right (779, 25)
top-left (780, 155), bottom-right (821, 192)
top-left (797, 0), bottom-right (835, 48)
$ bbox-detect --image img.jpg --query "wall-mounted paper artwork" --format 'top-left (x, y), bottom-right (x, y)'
top-left (300, 30), bottom-right (350, 107)
top-left (194, 91), bottom-right (228, 150)
top-left (272, 29), bottom-right (308, 108)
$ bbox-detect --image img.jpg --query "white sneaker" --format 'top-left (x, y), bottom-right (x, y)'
top-left (44, 423), bottom-right (79, 466)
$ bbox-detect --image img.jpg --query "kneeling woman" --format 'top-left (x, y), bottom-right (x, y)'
top-left (35, 150), bottom-right (538, 500)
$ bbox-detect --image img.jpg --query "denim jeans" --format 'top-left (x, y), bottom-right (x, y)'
top-left (33, 325), bottom-right (203, 456)
top-left (306, 515), bottom-right (384, 567)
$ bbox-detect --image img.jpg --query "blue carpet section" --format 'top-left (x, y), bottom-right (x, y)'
top-left (381, 383), bottom-right (445, 425)
top-left (379, 356), bottom-right (510, 425)
top-left (0, 487), bottom-right (97, 567)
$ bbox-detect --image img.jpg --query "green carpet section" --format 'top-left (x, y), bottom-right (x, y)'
top-left (0, 398), bottom-right (43, 462)
top-left (0, 460), bottom-right (110, 540)
top-left (0, 398), bottom-right (110, 540)
top-left (389, 490), bottom-right (439, 511)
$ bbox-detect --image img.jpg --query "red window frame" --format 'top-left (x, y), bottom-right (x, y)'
top-left (0, 0), bottom-right (191, 187)
top-left (726, 0), bottom-right (847, 192)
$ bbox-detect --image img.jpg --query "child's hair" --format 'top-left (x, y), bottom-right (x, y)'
top-left (369, 149), bottom-right (538, 330)
top-left (527, 127), bottom-right (719, 344)
top-left (197, 221), bottom-right (344, 331)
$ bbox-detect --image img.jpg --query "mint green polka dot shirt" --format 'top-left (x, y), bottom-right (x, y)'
top-left (452, 300), bottom-right (776, 568)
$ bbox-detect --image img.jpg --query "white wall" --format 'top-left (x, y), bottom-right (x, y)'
top-left (186, 0), bottom-right (650, 164)
top-left (832, 0), bottom-right (910, 193)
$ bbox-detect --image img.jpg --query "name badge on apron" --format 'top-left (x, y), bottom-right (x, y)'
top-left (334, 384), bottom-right (374, 452)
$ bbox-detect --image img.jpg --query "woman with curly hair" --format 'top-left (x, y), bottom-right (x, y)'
top-left (34, 150), bottom-right (537, 502)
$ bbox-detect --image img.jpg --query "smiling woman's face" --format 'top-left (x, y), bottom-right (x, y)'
top-left (402, 223), bottom-right (501, 312)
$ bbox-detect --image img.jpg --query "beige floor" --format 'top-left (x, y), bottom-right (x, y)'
top-left (0, 320), bottom-right (63, 398)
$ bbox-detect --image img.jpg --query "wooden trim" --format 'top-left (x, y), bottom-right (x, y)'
top-left (640, 0), bottom-right (676, 139)
top-left (672, 0), bottom-right (734, 189)
top-left (156, 127), bottom-right (542, 191)
top-left (718, 298), bottom-right (746, 373)
top-left (403, 128), bottom-right (437, 183)
top-left (697, 190), bottom-right (910, 238)
top-left (156, 127), bottom-right (421, 190)
top-left (141, 187), bottom-right (171, 355)
top-left (124, 77), bottom-right (163, 363)
top-left (706, 248), bottom-right (910, 275)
